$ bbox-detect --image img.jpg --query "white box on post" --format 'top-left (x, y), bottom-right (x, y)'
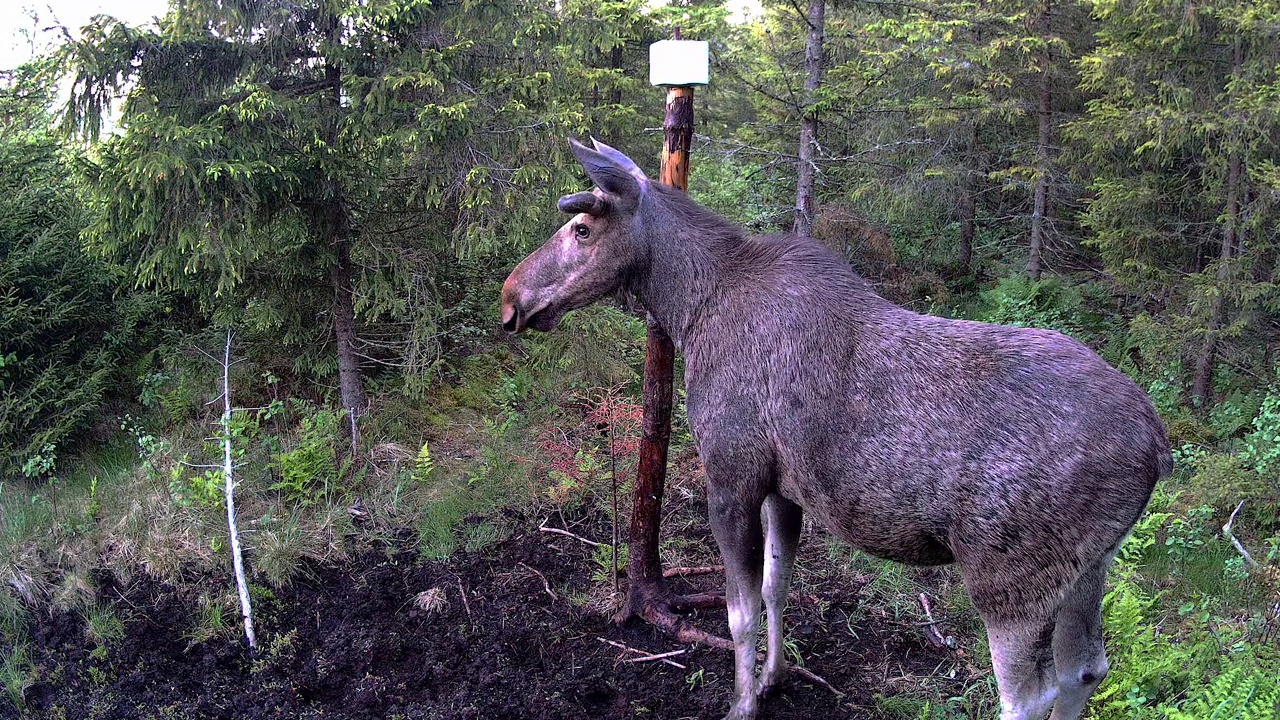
top-left (648, 39), bottom-right (709, 87)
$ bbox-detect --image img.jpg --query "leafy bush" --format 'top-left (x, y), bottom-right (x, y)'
top-left (1242, 386), bottom-right (1280, 479)
top-left (1162, 667), bottom-right (1280, 720)
top-left (0, 159), bottom-right (159, 476)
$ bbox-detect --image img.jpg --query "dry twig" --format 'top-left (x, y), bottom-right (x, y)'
top-left (518, 562), bottom-right (557, 600)
top-left (456, 578), bottom-right (473, 619)
top-left (538, 522), bottom-right (602, 547)
top-left (663, 565), bottom-right (724, 578)
top-left (917, 592), bottom-right (951, 648)
top-left (596, 637), bottom-right (688, 669)
top-left (787, 662), bottom-right (845, 697)
top-left (1222, 501), bottom-right (1261, 571)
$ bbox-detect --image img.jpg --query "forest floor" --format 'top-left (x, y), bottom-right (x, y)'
top-left (16, 504), bottom-right (982, 720)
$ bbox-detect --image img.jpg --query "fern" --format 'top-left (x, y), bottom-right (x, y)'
top-left (1162, 667), bottom-right (1280, 720)
top-left (414, 441), bottom-right (435, 482)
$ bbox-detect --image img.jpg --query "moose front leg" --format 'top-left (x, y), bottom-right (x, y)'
top-left (708, 480), bottom-right (767, 720)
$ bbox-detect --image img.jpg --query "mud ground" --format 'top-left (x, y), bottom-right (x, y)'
top-left (16, 512), bottom-right (967, 720)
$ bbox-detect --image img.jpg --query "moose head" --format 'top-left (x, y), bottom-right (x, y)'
top-left (500, 138), bottom-right (653, 334)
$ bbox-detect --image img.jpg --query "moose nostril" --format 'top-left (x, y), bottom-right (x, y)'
top-left (501, 304), bottom-right (520, 333)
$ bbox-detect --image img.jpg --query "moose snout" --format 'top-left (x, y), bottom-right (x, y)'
top-left (500, 274), bottom-right (523, 334)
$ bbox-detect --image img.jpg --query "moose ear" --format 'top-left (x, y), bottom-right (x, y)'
top-left (557, 191), bottom-right (606, 216)
top-left (590, 137), bottom-right (648, 182)
top-left (569, 138), bottom-right (641, 210)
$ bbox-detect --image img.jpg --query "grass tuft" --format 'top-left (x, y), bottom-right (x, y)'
top-left (0, 643), bottom-right (32, 711)
top-left (81, 604), bottom-right (125, 647)
top-left (254, 516), bottom-right (310, 589)
top-left (0, 586), bottom-right (28, 642)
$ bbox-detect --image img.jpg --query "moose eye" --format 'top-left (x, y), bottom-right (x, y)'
top-left (573, 224), bottom-right (591, 241)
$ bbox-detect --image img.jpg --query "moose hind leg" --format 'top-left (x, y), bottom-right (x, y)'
top-left (707, 481), bottom-right (767, 720)
top-left (759, 493), bottom-right (803, 698)
top-left (1048, 562), bottom-right (1110, 720)
top-left (985, 618), bottom-right (1058, 720)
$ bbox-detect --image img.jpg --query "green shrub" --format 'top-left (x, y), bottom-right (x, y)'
top-left (1092, 498), bottom-right (1280, 720)
top-left (1242, 386), bottom-right (1280, 479)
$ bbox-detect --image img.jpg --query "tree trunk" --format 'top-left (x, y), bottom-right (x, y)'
top-left (793, 0), bottom-right (826, 237)
top-left (322, 12), bottom-right (366, 448)
top-left (616, 84), bottom-right (691, 623)
top-left (1192, 42), bottom-right (1246, 409)
top-left (959, 180), bottom-right (976, 272)
top-left (332, 237), bottom-right (367, 443)
top-left (1025, 0), bottom-right (1053, 281)
top-left (959, 121), bottom-right (979, 273)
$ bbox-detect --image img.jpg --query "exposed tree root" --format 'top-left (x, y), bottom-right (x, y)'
top-left (615, 579), bottom-right (843, 697)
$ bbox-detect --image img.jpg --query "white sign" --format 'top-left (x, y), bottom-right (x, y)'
top-left (649, 40), bottom-right (709, 87)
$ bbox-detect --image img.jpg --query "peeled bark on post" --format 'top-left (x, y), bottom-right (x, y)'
top-left (615, 84), bottom-right (693, 624)
top-left (793, 0), bottom-right (826, 238)
top-left (221, 331), bottom-right (256, 651)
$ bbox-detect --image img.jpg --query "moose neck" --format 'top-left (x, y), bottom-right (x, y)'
top-left (625, 187), bottom-right (743, 350)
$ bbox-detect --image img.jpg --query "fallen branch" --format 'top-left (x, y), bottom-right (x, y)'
top-left (518, 562), bottom-right (557, 600)
top-left (627, 649), bottom-right (688, 665)
top-left (663, 565), bottom-right (724, 578)
top-left (918, 592), bottom-right (950, 648)
top-left (787, 662), bottom-right (845, 698)
top-left (596, 637), bottom-right (688, 669)
top-left (538, 522), bottom-right (602, 547)
top-left (1223, 501), bottom-right (1261, 571)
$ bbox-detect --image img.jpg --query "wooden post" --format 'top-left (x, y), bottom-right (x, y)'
top-left (616, 40), bottom-right (697, 624)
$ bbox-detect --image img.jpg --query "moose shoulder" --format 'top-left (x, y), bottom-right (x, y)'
top-left (501, 138), bottom-right (1171, 720)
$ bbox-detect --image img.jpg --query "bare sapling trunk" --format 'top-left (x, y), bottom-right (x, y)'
top-left (221, 331), bottom-right (256, 651)
top-left (794, 0), bottom-right (826, 238)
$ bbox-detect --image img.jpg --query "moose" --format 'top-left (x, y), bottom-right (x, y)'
top-left (501, 138), bottom-right (1171, 720)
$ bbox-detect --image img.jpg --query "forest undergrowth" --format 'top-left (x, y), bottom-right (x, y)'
top-left (3, 290), bottom-right (1278, 719)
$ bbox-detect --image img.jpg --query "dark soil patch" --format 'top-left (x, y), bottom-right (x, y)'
top-left (15, 516), bottom-right (957, 720)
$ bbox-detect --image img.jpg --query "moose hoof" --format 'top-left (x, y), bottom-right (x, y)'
top-left (722, 693), bottom-right (759, 720)
top-left (757, 666), bottom-right (791, 700)
top-left (758, 680), bottom-right (787, 701)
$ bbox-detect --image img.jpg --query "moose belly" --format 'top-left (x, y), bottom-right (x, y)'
top-left (834, 523), bottom-right (955, 566)
top-left (779, 476), bottom-right (956, 567)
